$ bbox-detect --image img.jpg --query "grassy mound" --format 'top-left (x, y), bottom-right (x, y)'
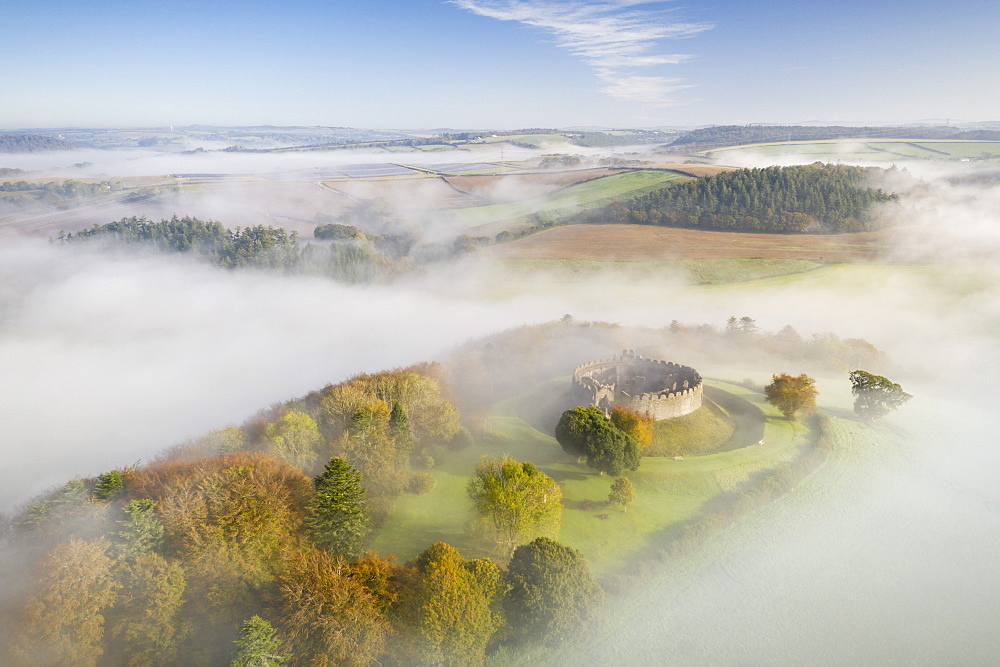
top-left (648, 401), bottom-right (735, 457)
top-left (373, 380), bottom-right (810, 575)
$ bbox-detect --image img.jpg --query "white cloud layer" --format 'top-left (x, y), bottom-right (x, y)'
top-left (451, 0), bottom-right (712, 106)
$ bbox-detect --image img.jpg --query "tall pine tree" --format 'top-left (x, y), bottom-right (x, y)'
top-left (230, 615), bottom-right (288, 666)
top-left (389, 401), bottom-right (415, 454)
top-left (305, 457), bottom-right (368, 559)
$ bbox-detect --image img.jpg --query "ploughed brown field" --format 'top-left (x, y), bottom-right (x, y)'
top-left (489, 224), bottom-right (892, 262)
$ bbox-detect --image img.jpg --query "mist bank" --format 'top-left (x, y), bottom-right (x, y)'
top-left (542, 388), bottom-right (1000, 665)
top-left (2, 152), bottom-right (999, 663)
top-left (3, 217), bottom-right (999, 513)
top-left (0, 240), bottom-right (562, 510)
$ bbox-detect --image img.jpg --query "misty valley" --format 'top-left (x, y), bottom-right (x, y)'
top-left (2, 125), bottom-right (999, 665)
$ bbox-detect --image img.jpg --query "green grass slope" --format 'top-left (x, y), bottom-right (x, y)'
top-left (497, 257), bottom-right (830, 286)
top-left (372, 377), bottom-right (813, 577)
top-left (701, 139), bottom-right (1000, 162)
top-left (450, 170), bottom-right (686, 233)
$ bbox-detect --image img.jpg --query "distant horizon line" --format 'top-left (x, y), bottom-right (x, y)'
top-left (3, 120), bottom-right (998, 134)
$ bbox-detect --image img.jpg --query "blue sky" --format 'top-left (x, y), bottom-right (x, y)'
top-left (3, 0), bottom-right (998, 129)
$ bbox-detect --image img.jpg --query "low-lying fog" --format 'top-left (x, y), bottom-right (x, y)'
top-left (0, 143), bottom-right (655, 240)
top-left (1, 148), bottom-right (998, 662)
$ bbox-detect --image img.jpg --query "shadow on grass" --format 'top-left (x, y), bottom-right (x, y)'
top-left (546, 467), bottom-right (594, 484)
top-left (564, 498), bottom-right (613, 512)
top-left (705, 385), bottom-right (766, 453)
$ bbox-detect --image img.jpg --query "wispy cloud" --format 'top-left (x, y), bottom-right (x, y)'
top-left (450, 0), bottom-right (712, 106)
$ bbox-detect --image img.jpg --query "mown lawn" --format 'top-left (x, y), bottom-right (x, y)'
top-left (372, 377), bottom-right (813, 576)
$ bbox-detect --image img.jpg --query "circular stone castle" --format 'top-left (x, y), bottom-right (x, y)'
top-left (572, 350), bottom-right (703, 420)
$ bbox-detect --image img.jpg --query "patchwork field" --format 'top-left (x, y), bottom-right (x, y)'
top-left (490, 223), bottom-right (891, 261)
top-left (445, 168), bottom-right (627, 194)
top-left (449, 170), bottom-right (687, 232)
top-left (701, 139), bottom-right (1000, 162)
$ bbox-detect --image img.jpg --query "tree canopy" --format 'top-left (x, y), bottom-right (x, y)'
top-left (61, 215), bottom-right (408, 283)
top-left (230, 616), bottom-right (289, 666)
top-left (601, 163), bottom-right (897, 233)
top-left (764, 373), bottom-right (818, 420)
top-left (849, 370), bottom-right (912, 421)
top-left (503, 537), bottom-right (603, 643)
top-left (395, 542), bottom-right (503, 666)
top-left (608, 477), bottom-right (636, 512)
top-left (277, 548), bottom-right (388, 665)
top-left (555, 407), bottom-right (641, 475)
top-left (0, 133), bottom-right (82, 152)
top-left (609, 406), bottom-right (654, 450)
top-left (306, 457), bottom-right (368, 559)
top-left (12, 538), bottom-right (120, 666)
top-left (466, 455), bottom-right (562, 554)
top-left (262, 410), bottom-right (321, 470)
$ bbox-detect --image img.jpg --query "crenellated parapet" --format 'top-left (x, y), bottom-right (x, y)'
top-left (571, 350), bottom-right (702, 420)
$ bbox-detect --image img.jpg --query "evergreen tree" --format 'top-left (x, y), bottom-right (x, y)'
top-left (554, 407), bottom-right (608, 460)
top-left (230, 616), bottom-right (289, 667)
top-left (600, 163), bottom-right (897, 233)
top-left (114, 499), bottom-right (164, 558)
top-left (19, 479), bottom-right (88, 529)
top-left (555, 407), bottom-right (641, 475)
top-left (503, 537), bottom-right (603, 643)
top-left (93, 469), bottom-right (126, 501)
top-left (586, 426), bottom-right (641, 476)
top-left (305, 457), bottom-right (368, 559)
top-left (389, 401), bottom-right (415, 454)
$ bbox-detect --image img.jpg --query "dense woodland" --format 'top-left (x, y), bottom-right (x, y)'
top-left (0, 134), bottom-right (83, 152)
top-left (61, 216), bottom-right (410, 283)
top-left (0, 319), bottom-right (894, 664)
top-left (0, 179), bottom-right (125, 208)
top-left (1, 363), bottom-right (605, 665)
top-left (599, 163), bottom-right (898, 233)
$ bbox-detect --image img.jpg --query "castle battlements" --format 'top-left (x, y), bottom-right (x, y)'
top-left (571, 350), bottom-right (702, 420)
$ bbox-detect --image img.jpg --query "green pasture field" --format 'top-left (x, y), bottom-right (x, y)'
top-left (707, 142), bottom-right (887, 158)
top-left (913, 141), bottom-right (1000, 158)
top-left (467, 134), bottom-right (572, 147)
top-left (700, 261), bottom-right (991, 296)
top-left (450, 170), bottom-right (686, 232)
top-left (379, 144), bottom-right (460, 153)
top-left (443, 167), bottom-right (525, 176)
top-left (372, 377), bottom-right (813, 576)
top-left (497, 257), bottom-right (828, 286)
top-left (514, 413), bottom-right (895, 666)
top-left (701, 139), bottom-right (1000, 161)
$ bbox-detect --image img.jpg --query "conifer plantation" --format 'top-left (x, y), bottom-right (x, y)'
top-left (603, 163), bottom-right (897, 233)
